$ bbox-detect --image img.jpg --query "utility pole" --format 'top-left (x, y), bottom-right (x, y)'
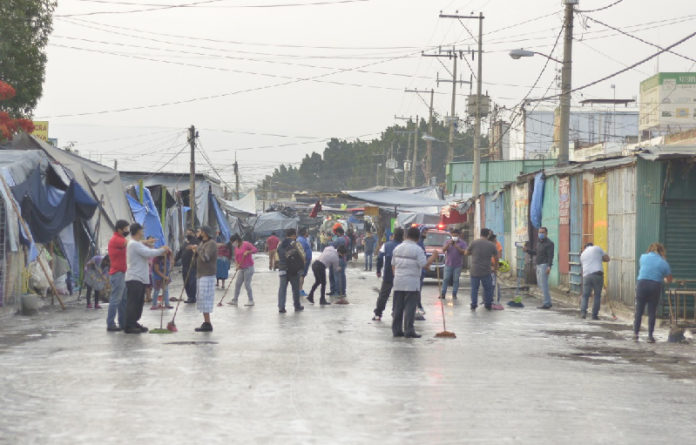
top-left (439, 12), bottom-right (485, 197)
top-left (188, 125), bottom-right (196, 229)
top-left (405, 89), bottom-right (435, 184)
top-left (412, 115), bottom-right (418, 187)
top-left (233, 152), bottom-right (240, 200)
top-left (559, 0), bottom-right (576, 165)
top-left (113, 159), bottom-right (117, 170)
top-left (422, 48), bottom-right (469, 167)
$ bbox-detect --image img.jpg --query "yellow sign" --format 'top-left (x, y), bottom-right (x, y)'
top-left (32, 121), bottom-right (48, 141)
top-left (364, 206), bottom-right (379, 217)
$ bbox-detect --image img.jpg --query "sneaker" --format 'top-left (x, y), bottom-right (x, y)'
top-left (537, 304), bottom-right (552, 310)
top-left (470, 304), bottom-right (478, 311)
top-left (95, 304), bottom-right (102, 309)
top-left (581, 312), bottom-right (587, 319)
top-left (632, 333), bottom-right (639, 341)
top-left (484, 304), bottom-right (492, 311)
top-left (393, 332), bottom-right (405, 337)
top-left (165, 305), bottom-right (174, 309)
top-left (405, 333), bottom-right (422, 339)
top-left (306, 295), bottom-right (315, 304)
top-left (106, 325), bottom-right (122, 332)
top-left (244, 301), bottom-right (255, 307)
top-left (195, 322), bottom-right (213, 332)
top-left (591, 315), bottom-right (600, 320)
top-left (438, 295), bottom-right (445, 300)
top-left (184, 299), bottom-right (196, 304)
top-left (320, 299), bottom-right (331, 306)
top-left (228, 299), bottom-right (238, 306)
top-left (300, 290), bottom-right (307, 297)
top-left (124, 327), bottom-right (143, 334)
top-left (150, 306), bottom-right (161, 310)
top-left (136, 324), bottom-right (149, 333)
top-left (295, 306), bottom-right (305, 312)
top-left (647, 336), bottom-right (656, 344)
top-left (279, 308), bottom-right (287, 313)
top-left (452, 295), bottom-right (458, 300)
top-left (86, 303), bottom-right (93, 309)
top-left (372, 315), bottom-right (382, 321)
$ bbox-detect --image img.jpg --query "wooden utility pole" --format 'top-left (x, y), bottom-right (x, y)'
top-left (412, 115), bottom-right (419, 187)
top-left (405, 88), bottom-right (435, 184)
top-left (188, 125), bottom-right (196, 229)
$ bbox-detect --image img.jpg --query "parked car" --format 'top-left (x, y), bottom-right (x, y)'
top-left (422, 229), bottom-right (450, 279)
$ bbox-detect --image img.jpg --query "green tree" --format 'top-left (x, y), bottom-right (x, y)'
top-left (0, 0), bottom-right (56, 116)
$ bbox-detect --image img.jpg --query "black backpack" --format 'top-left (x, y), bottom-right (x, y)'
top-left (286, 242), bottom-right (305, 276)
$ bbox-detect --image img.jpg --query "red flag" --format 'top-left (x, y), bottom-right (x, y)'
top-left (309, 201), bottom-right (322, 218)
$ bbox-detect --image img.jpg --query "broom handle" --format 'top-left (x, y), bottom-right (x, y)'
top-left (436, 255), bottom-right (446, 332)
top-left (171, 251), bottom-right (197, 322)
top-left (217, 268), bottom-right (238, 305)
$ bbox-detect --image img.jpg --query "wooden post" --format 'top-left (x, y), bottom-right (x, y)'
top-left (0, 176), bottom-right (65, 310)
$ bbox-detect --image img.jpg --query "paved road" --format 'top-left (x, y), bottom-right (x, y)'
top-left (1, 254), bottom-right (694, 444)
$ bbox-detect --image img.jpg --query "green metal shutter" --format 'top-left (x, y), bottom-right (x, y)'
top-left (664, 201), bottom-right (696, 281)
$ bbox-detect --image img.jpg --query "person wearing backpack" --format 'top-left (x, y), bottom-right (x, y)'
top-left (277, 228), bottom-right (305, 313)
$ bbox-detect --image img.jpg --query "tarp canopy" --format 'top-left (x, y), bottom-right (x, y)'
top-left (396, 212), bottom-right (441, 227)
top-left (11, 168), bottom-right (98, 245)
top-left (8, 134), bottom-right (133, 251)
top-left (252, 212), bottom-right (299, 236)
top-left (343, 189), bottom-right (447, 208)
top-left (219, 190), bottom-right (256, 216)
top-left (210, 193), bottom-right (231, 242)
top-left (126, 185), bottom-right (166, 248)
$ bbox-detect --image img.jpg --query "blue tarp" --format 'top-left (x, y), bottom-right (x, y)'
top-left (10, 168), bottom-right (98, 244)
top-left (530, 172), bottom-right (545, 229)
top-left (127, 185), bottom-right (166, 248)
top-left (210, 194), bottom-right (231, 243)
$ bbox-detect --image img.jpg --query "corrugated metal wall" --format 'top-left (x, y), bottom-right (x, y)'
top-left (510, 182), bottom-right (529, 275)
top-left (484, 192), bottom-right (505, 258)
top-left (607, 166), bottom-right (637, 306)
top-left (542, 175), bottom-right (560, 287)
top-left (593, 173), bottom-right (609, 286)
top-left (635, 158), bottom-right (663, 261)
top-left (558, 177), bottom-right (571, 279)
top-left (569, 174), bottom-right (583, 294)
top-left (582, 173), bottom-right (594, 247)
top-left (663, 160), bottom-right (696, 281)
top-left (504, 190), bottom-right (511, 261)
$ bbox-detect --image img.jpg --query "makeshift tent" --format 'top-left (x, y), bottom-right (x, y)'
top-left (344, 189), bottom-right (447, 208)
top-left (530, 173), bottom-right (545, 229)
top-left (396, 212), bottom-right (441, 227)
top-left (252, 212), bottom-right (299, 236)
top-left (8, 134), bottom-right (132, 251)
top-left (126, 185), bottom-right (166, 248)
top-left (219, 190), bottom-right (256, 216)
top-left (210, 193), bottom-right (231, 242)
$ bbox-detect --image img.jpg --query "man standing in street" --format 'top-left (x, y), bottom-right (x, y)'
top-left (525, 227), bottom-right (555, 309)
top-left (297, 227), bottom-right (313, 297)
top-left (266, 232), bottom-right (280, 271)
top-left (580, 242), bottom-right (610, 319)
top-left (363, 231), bottom-right (377, 271)
top-left (192, 226), bottom-right (217, 332)
top-left (176, 228), bottom-right (199, 304)
top-left (440, 228), bottom-right (467, 300)
top-left (308, 244), bottom-right (345, 306)
top-left (391, 227), bottom-right (438, 338)
top-left (277, 228), bottom-right (305, 313)
top-left (106, 220), bottom-right (130, 332)
top-left (124, 223), bottom-right (170, 334)
top-left (372, 227), bottom-right (404, 321)
top-left (466, 228), bottom-right (499, 311)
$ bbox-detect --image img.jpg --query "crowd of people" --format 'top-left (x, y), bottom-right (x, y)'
top-left (95, 217), bottom-right (675, 343)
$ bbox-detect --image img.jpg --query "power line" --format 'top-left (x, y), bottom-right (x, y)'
top-left (576, 0), bottom-right (623, 13)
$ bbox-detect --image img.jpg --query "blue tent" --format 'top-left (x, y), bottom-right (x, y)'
top-left (127, 185), bottom-right (166, 247)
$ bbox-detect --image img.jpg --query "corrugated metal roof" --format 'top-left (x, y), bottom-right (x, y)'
top-left (635, 146), bottom-right (696, 161)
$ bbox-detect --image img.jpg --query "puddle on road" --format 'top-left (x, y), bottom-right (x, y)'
top-left (544, 329), bottom-right (622, 340)
top-left (164, 341), bottom-right (218, 345)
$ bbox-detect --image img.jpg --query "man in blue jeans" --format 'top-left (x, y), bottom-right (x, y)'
top-left (440, 228), bottom-right (467, 300)
top-left (363, 232), bottom-right (376, 271)
top-left (525, 227), bottom-right (555, 309)
top-left (277, 228), bottom-right (305, 313)
top-left (466, 228), bottom-right (499, 311)
top-left (106, 220), bottom-right (131, 331)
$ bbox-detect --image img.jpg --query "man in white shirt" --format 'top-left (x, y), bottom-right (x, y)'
top-left (124, 223), bottom-right (170, 334)
top-left (391, 227), bottom-right (438, 338)
top-left (580, 242), bottom-right (610, 320)
top-left (308, 245), bottom-right (345, 305)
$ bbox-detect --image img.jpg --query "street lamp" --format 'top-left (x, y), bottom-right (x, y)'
top-left (508, 0), bottom-right (576, 166)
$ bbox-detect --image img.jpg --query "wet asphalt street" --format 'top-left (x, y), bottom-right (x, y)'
top-left (1, 253), bottom-right (695, 444)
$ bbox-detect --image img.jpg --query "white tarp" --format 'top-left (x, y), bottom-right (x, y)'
top-left (344, 188), bottom-right (447, 209)
top-left (219, 190), bottom-right (256, 216)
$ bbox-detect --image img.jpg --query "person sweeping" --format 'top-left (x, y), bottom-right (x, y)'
top-left (230, 234), bottom-right (258, 306)
top-left (192, 226), bottom-right (218, 332)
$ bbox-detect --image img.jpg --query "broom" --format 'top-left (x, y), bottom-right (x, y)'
top-left (434, 256), bottom-right (456, 338)
top-left (217, 268), bottom-right (239, 306)
top-left (166, 251), bottom-right (198, 332)
top-left (151, 253), bottom-right (174, 334)
top-left (603, 285), bottom-right (618, 321)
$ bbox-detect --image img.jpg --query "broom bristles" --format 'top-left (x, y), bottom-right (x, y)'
top-left (435, 331), bottom-right (456, 338)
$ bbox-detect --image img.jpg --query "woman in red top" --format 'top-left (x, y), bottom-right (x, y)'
top-left (230, 234), bottom-right (258, 306)
top-left (216, 240), bottom-right (233, 288)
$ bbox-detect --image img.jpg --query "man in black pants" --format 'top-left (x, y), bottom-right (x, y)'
top-left (308, 245), bottom-right (345, 305)
top-left (372, 228), bottom-right (404, 321)
top-left (124, 223), bottom-right (170, 334)
top-left (177, 229), bottom-right (199, 303)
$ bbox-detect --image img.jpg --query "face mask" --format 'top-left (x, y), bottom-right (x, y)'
top-left (186, 235), bottom-right (195, 242)
top-left (539, 233), bottom-right (546, 240)
top-left (452, 237), bottom-right (459, 241)
top-left (197, 235), bottom-right (203, 241)
top-left (121, 231), bottom-right (129, 237)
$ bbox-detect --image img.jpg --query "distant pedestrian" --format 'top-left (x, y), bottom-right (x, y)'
top-left (150, 252), bottom-right (173, 310)
top-left (332, 226), bottom-right (349, 298)
top-left (440, 228), bottom-right (467, 300)
top-left (634, 243), bottom-right (673, 343)
top-left (297, 227), bottom-right (313, 297)
top-left (372, 227), bottom-right (404, 321)
top-left (192, 226), bottom-right (217, 332)
top-left (488, 232), bottom-right (503, 306)
top-left (363, 231), bottom-right (377, 271)
top-left (308, 245), bottom-right (345, 306)
top-left (124, 223), bottom-right (170, 334)
top-left (466, 228), bottom-right (499, 311)
top-left (391, 227), bottom-right (438, 338)
top-left (176, 229), bottom-right (199, 304)
top-left (277, 228), bottom-right (305, 313)
top-left (216, 240), bottom-right (232, 288)
top-left (106, 220), bottom-right (131, 332)
top-left (230, 234), bottom-right (258, 306)
top-left (579, 243), bottom-right (610, 320)
top-left (84, 255), bottom-right (109, 309)
top-left (525, 227), bottom-right (555, 309)
top-left (266, 232), bottom-right (280, 270)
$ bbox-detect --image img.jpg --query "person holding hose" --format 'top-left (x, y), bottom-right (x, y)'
top-left (634, 243), bottom-right (673, 343)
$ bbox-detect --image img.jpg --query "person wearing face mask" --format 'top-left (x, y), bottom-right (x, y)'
top-left (106, 220), bottom-right (131, 332)
top-left (525, 227), bottom-right (555, 309)
top-left (176, 228), bottom-right (200, 304)
top-left (440, 228), bottom-right (467, 300)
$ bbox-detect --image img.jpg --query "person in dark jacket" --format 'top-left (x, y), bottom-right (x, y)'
top-left (192, 226), bottom-right (217, 332)
top-left (525, 227), bottom-right (555, 309)
top-left (277, 228), bottom-right (305, 313)
top-left (176, 229), bottom-right (199, 304)
top-left (372, 227), bottom-right (404, 321)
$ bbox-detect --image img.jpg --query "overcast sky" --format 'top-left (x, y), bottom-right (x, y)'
top-left (34, 0), bottom-right (696, 191)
